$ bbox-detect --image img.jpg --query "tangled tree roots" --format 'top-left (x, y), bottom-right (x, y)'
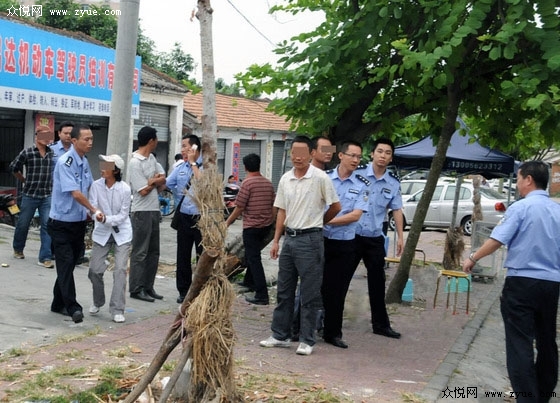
top-left (185, 274), bottom-right (238, 401)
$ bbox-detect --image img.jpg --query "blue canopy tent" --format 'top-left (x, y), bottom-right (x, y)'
top-left (392, 125), bottom-right (515, 179)
top-left (390, 122), bottom-right (516, 237)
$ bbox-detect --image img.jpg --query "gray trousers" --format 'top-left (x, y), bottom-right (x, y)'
top-left (88, 236), bottom-right (131, 315)
top-left (271, 231), bottom-right (324, 346)
top-left (129, 211), bottom-right (160, 295)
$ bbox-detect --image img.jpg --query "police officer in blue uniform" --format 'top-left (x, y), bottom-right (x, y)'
top-left (351, 138), bottom-right (404, 339)
top-left (322, 140), bottom-right (369, 349)
top-left (48, 125), bottom-right (101, 324)
top-left (463, 161), bottom-right (560, 401)
top-left (166, 134), bottom-right (203, 304)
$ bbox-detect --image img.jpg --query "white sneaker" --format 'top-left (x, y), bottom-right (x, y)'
top-left (296, 342), bottom-right (313, 356)
top-left (88, 305), bottom-right (100, 315)
top-left (259, 336), bottom-right (291, 348)
top-left (113, 314), bottom-right (125, 323)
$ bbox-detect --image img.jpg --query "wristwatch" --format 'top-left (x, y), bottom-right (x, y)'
top-left (190, 162), bottom-right (197, 167)
top-left (468, 252), bottom-right (478, 263)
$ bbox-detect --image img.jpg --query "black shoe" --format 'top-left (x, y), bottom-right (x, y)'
top-left (324, 337), bottom-right (348, 349)
top-left (71, 310), bottom-right (84, 323)
top-left (373, 326), bottom-right (401, 339)
top-left (146, 289), bottom-right (163, 300)
top-left (245, 295), bottom-right (269, 305)
top-left (130, 290), bottom-right (155, 302)
top-left (176, 294), bottom-right (185, 304)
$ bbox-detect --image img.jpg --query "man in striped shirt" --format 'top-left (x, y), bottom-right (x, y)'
top-left (226, 153), bottom-right (275, 305)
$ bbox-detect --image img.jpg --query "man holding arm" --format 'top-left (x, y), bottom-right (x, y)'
top-left (49, 125), bottom-right (101, 323)
top-left (322, 140), bottom-right (369, 349)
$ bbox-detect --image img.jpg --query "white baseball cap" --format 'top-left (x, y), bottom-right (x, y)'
top-left (99, 154), bottom-right (125, 170)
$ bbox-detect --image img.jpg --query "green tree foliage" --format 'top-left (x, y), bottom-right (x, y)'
top-left (215, 78), bottom-right (242, 96)
top-left (238, 0), bottom-right (560, 302)
top-left (155, 42), bottom-right (196, 83)
top-left (37, 0), bottom-right (118, 47)
top-left (0, 0), bottom-right (18, 11)
top-left (34, 0), bottom-right (168, 72)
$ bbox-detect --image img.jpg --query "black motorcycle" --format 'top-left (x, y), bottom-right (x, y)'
top-left (0, 193), bottom-right (19, 226)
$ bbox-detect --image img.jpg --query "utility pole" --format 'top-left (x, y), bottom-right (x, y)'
top-left (198, 0), bottom-right (218, 166)
top-left (107, 0), bottom-right (140, 176)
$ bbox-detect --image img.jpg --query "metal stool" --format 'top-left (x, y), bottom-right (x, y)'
top-left (384, 249), bottom-right (426, 266)
top-left (433, 270), bottom-right (471, 314)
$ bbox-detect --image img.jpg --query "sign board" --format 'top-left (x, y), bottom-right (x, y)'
top-left (0, 18), bottom-right (141, 118)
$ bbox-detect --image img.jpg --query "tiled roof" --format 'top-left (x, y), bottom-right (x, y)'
top-left (183, 93), bottom-right (292, 132)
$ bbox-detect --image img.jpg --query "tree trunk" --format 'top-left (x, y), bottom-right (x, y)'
top-left (386, 82), bottom-right (463, 303)
top-left (122, 249), bottom-right (219, 403)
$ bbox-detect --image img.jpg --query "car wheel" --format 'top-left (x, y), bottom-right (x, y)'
top-left (461, 216), bottom-right (473, 236)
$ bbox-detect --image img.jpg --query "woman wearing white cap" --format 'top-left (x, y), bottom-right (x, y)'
top-left (87, 154), bottom-right (132, 323)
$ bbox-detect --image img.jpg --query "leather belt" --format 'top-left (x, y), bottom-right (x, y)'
top-left (285, 227), bottom-right (322, 237)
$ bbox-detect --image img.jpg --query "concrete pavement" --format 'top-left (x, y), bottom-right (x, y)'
top-left (0, 217), bottom-right (555, 402)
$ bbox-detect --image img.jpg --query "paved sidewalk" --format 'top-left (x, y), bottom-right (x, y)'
top-left (0, 219), bottom-right (524, 402)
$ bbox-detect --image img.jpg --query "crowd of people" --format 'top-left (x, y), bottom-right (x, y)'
top-left (9, 128), bottom-right (560, 401)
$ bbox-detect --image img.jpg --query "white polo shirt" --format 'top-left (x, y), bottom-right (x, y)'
top-left (274, 164), bottom-right (339, 230)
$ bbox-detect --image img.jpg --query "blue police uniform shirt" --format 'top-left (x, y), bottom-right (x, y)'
top-left (49, 147), bottom-right (93, 222)
top-left (50, 140), bottom-right (70, 165)
top-left (490, 189), bottom-right (560, 282)
top-left (355, 163), bottom-right (402, 238)
top-left (166, 156), bottom-right (203, 215)
top-left (323, 167), bottom-right (369, 240)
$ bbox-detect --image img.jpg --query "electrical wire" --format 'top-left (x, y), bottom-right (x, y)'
top-left (224, 0), bottom-right (276, 47)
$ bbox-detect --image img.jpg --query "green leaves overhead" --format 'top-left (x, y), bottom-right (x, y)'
top-left (237, 0), bottom-right (560, 156)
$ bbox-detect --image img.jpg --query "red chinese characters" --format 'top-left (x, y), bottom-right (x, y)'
top-left (18, 39), bottom-right (30, 76)
top-left (67, 51), bottom-right (77, 83)
top-left (31, 43), bottom-right (42, 78)
top-left (88, 56), bottom-right (96, 87)
top-left (4, 37), bottom-right (17, 73)
top-left (44, 45), bottom-right (54, 79)
top-left (78, 54), bottom-right (87, 85)
top-left (55, 49), bottom-right (66, 83)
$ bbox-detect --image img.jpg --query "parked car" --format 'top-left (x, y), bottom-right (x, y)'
top-left (389, 182), bottom-right (508, 236)
top-left (400, 179), bottom-right (428, 197)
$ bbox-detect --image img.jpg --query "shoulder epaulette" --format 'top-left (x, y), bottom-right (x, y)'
top-left (355, 174), bottom-right (370, 186)
top-left (388, 170), bottom-right (400, 181)
top-left (356, 164), bottom-right (367, 170)
top-left (325, 168), bottom-right (335, 174)
top-left (64, 156), bottom-right (73, 167)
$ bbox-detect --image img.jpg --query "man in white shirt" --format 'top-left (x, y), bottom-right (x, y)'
top-left (128, 126), bottom-right (166, 303)
top-left (260, 136), bottom-right (341, 356)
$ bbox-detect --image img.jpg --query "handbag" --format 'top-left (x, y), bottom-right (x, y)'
top-left (170, 196), bottom-right (185, 230)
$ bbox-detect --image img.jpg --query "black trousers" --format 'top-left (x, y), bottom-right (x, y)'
top-left (176, 213), bottom-right (202, 297)
top-left (48, 219), bottom-right (86, 316)
top-left (322, 237), bottom-right (357, 339)
top-left (352, 235), bottom-right (390, 329)
top-left (500, 276), bottom-right (559, 403)
top-left (243, 225), bottom-right (272, 300)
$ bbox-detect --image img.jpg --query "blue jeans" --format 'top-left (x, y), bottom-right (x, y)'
top-left (13, 195), bottom-right (52, 262)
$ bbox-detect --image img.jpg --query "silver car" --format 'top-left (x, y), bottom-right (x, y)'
top-left (389, 181), bottom-right (508, 236)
